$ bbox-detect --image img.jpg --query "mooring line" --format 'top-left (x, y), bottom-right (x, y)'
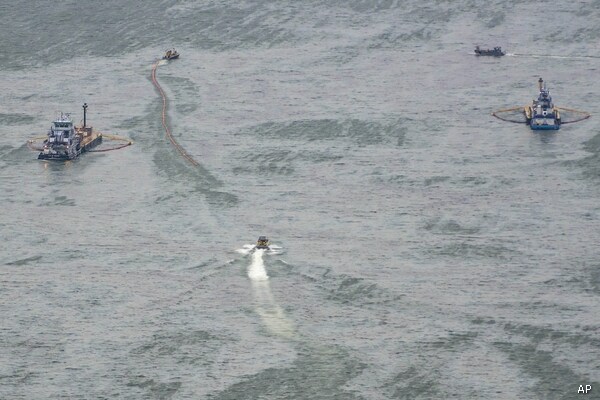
top-left (87, 134), bottom-right (133, 152)
top-left (555, 107), bottom-right (592, 124)
top-left (491, 108), bottom-right (527, 124)
top-left (151, 61), bottom-right (199, 166)
top-left (27, 133), bottom-right (133, 153)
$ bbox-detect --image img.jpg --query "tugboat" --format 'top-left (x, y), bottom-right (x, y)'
top-left (162, 48), bottom-right (179, 60)
top-left (255, 236), bottom-right (270, 250)
top-left (525, 78), bottom-right (561, 130)
top-left (38, 103), bottom-right (102, 160)
top-left (474, 45), bottom-right (505, 57)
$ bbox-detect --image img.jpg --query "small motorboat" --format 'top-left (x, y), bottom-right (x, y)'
top-left (163, 48), bottom-right (180, 60)
top-left (255, 236), bottom-right (270, 250)
top-left (474, 45), bottom-right (505, 57)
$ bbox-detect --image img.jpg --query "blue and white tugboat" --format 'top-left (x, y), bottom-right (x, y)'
top-left (525, 78), bottom-right (561, 130)
top-left (38, 103), bottom-right (103, 160)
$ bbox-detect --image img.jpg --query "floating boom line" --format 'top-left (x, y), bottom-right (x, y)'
top-left (27, 133), bottom-right (132, 153)
top-left (492, 105), bottom-right (591, 125)
top-left (492, 106), bottom-right (527, 124)
top-left (151, 60), bottom-right (199, 167)
top-left (555, 107), bottom-right (591, 124)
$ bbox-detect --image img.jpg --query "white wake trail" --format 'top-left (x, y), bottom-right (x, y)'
top-left (248, 249), bottom-right (269, 281)
top-left (247, 249), bottom-right (296, 338)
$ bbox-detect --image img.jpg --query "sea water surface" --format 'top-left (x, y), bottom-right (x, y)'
top-left (1, 1), bottom-right (599, 399)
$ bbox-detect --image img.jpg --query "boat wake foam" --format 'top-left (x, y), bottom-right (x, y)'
top-left (235, 243), bottom-right (283, 256)
top-left (235, 244), bottom-right (256, 255)
top-left (512, 53), bottom-right (600, 60)
top-left (248, 249), bottom-right (269, 281)
top-left (248, 250), bottom-right (296, 338)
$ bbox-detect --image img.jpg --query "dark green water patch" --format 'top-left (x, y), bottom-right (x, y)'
top-left (502, 323), bottom-right (600, 349)
top-left (0, 144), bottom-right (31, 164)
top-left (583, 132), bottom-right (600, 154)
top-left (159, 76), bottom-right (201, 115)
top-left (0, 113), bottom-right (35, 125)
top-left (175, 103), bottom-right (199, 114)
top-left (494, 342), bottom-right (598, 399)
top-left (131, 330), bottom-right (222, 365)
top-left (240, 118), bottom-right (405, 147)
top-left (160, 75), bottom-right (199, 94)
top-left (478, 10), bottom-right (505, 28)
top-left (460, 176), bottom-right (489, 186)
top-left (0, 1), bottom-right (305, 69)
top-left (567, 133), bottom-right (600, 180)
top-left (388, 366), bottom-right (442, 399)
top-left (432, 241), bottom-right (512, 259)
top-left (5, 255), bottom-right (43, 266)
top-left (113, 116), bottom-right (148, 138)
top-left (209, 343), bottom-right (365, 400)
top-left (0, 145), bottom-right (15, 156)
top-left (233, 148), bottom-right (344, 177)
top-left (310, 271), bottom-right (404, 307)
top-left (126, 378), bottom-right (182, 399)
top-left (152, 144), bottom-right (238, 208)
top-left (423, 176), bottom-right (450, 186)
top-left (557, 262), bottom-right (600, 295)
top-left (318, 45), bottom-right (362, 65)
top-left (423, 217), bottom-right (480, 235)
top-left (146, 92), bottom-right (238, 207)
top-left (590, 264), bottom-right (600, 294)
top-left (495, 322), bottom-right (600, 397)
top-left (38, 195), bottom-right (76, 207)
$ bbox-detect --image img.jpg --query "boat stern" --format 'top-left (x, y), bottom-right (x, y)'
top-left (530, 123), bottom-right (560, 131)
top-left (255, 236), bottom-right (270, 249)
top-left (529, 116), bottom-right (561, 130)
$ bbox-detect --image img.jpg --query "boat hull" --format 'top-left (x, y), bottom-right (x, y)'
top-left (530, 124), bottom-right (560, 131)
top-left (38, 133), bottom-right (102, 160)
top-left (38, 149), bottom-right (81, 160)
top-left (474, 49), bottom-right (505, 57)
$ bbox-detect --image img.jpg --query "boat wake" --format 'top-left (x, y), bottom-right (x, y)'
top-left (511, 53), bottom-right (600, 60)
top-left (248, 249), bottom-right (269, 281)
top-left (248, 250), bottom-right (296, 338)
top-left (235, 244), bottom-right (256, 255)
top-left (235, 243), bottom-right (284, 256)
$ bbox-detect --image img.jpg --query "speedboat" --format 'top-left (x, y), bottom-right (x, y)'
top-left (255, 236), bottom-right (270, 250)
top-left (474, 45), bottom-right (505, 57)
top-left (163, 48), bottom-right (179, 60)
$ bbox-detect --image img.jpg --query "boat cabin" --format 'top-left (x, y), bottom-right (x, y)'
top-left (48, 115), bottom-right (76, 145)
top-left (163, 48), bottom-right (180, 60)
top-left (256, 236), bottom-right (270, 249)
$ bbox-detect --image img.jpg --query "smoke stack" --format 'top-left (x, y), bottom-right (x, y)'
top-left (83, 103), bottom-right (88, 127)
